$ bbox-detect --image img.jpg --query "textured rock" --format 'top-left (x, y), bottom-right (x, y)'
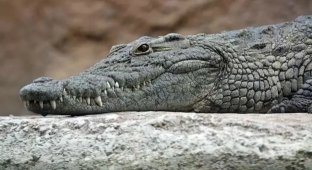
top-left (0, 112), bottom-right (311, 169)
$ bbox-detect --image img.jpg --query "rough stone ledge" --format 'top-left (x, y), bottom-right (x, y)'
top-left (0, 112), bottom-right (311, 170)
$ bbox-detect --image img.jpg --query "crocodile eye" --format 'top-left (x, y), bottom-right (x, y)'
top-left (138, 44), bottom-right (149, 52)
top-left (135, 44), bottom-right (150, 54)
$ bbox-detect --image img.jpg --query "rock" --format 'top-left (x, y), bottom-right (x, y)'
top-left (0, 112), bottom-right (311, 169)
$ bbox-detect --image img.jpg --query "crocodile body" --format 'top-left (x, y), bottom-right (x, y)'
top-left (20, 16), bottom-right (312, 115)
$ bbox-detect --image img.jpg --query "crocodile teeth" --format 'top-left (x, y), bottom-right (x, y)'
top-left (107, 82), bottom-right (111, 88)
top-left (143, 81), bottom-right (146, 86)
top-left (104, 90), bottom-right (107, 95)
top-left (63, 89), bottom-right (67, 96)
top-left (50, 100), bottom-right (56, 110)
top-left (60, 97), bottom-right (63, 102)
top-left (73, 96), bottom-right (76, 100)
top-left (86, 97), bottom-right (91, 105)
top-left (115, 82), bottom-right (119, 88)
top-left (39, 101), bottom-right (44, 109)
top-left (23, 100), bottom-right (30, 106)
top-left (95, 96), bottom-right (103, 107)
top-left (137, 84), bottom-right (140, 89)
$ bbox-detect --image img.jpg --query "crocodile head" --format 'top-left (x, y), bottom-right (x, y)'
top-left (20, 33), bottom-right (224, 115)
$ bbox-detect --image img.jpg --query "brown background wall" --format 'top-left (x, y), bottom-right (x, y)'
top-left (0, 0), bottom-right (311, 115)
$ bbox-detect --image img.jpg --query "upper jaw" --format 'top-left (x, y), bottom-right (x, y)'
top-left (19, 78), bottom-right (65, 114)
top-left (19, 71), bottom-right (159, 115)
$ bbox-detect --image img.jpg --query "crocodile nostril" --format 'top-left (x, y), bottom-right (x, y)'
top-left (33, 77), bottom-right (53, 83)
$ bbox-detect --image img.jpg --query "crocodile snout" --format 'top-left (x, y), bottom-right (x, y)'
top-left (20, 77), bottom-right (64, 113)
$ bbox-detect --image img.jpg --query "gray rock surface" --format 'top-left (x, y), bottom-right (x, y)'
top-left (0, 112), bottom-right (311, 169)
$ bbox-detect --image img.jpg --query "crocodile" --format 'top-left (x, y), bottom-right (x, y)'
top-left (20, 16), bottom-right (312, 116)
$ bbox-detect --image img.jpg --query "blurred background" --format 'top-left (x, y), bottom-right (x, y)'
top-left (0, 0), bottom-right (311, 115)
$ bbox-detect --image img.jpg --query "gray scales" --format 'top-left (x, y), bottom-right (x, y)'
top-left (20, 16), bottom-right (312, 116)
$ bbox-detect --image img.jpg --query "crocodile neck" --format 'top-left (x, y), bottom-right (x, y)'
top-left (193, 16), bottom-right (312, 113)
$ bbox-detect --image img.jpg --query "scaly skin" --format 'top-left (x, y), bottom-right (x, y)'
top-left (20, 16), bottom-right (312, 116)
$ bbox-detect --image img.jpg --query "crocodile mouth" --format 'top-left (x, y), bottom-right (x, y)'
top-left (20, 74), bottom-right (160, 115)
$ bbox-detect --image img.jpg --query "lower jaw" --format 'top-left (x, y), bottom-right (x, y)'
top-left (25, 98), bottom-right (120, 116)
top-left (25, 92), bottom-right (148, 115)
top-left (27, 104), bottom-right (114, 116)
top-left (26, 99), bottom-right (195, 116)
